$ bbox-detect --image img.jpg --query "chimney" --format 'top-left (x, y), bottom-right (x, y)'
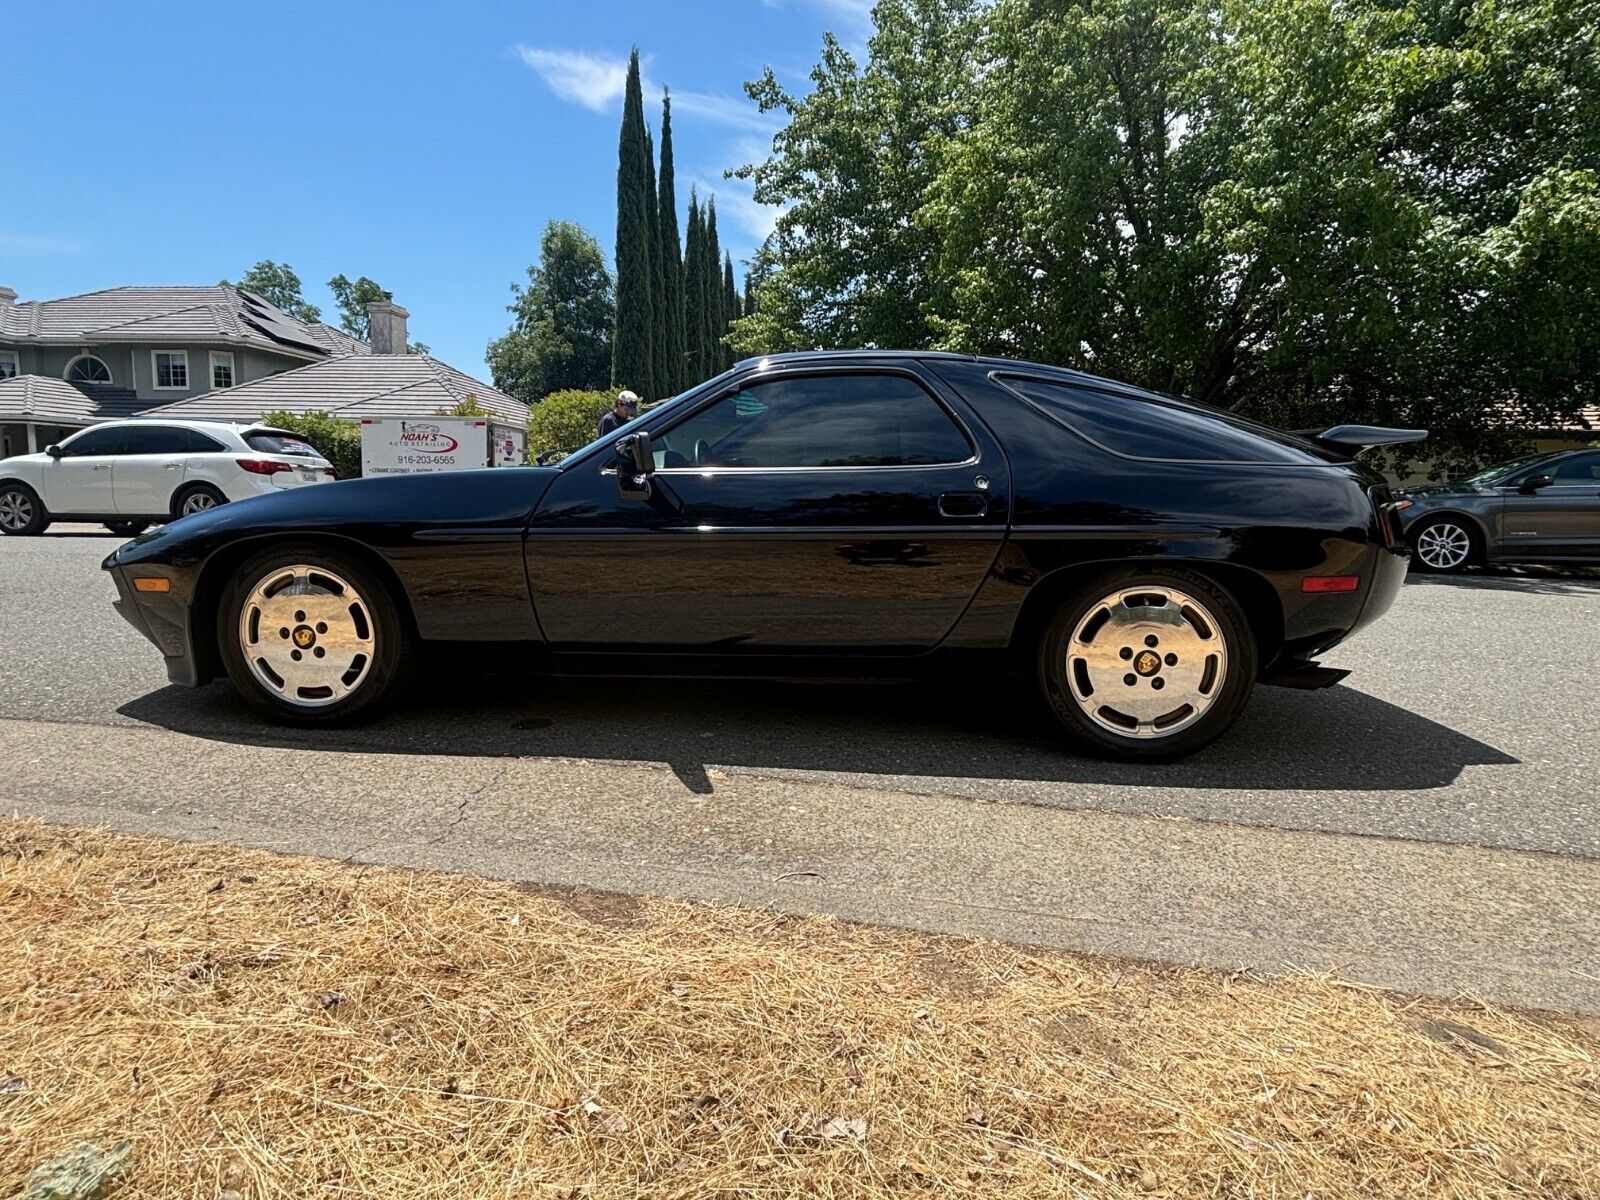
top-left (0, 286), bottom-right (16, 308)
top-left (367, 299), bottom-right (409, 355)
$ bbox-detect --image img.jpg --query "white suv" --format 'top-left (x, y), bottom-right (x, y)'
top-left (0, 418), bottom-right (335, 537)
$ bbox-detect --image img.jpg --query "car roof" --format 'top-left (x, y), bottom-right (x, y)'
top-left (102, 417), bottom-right (272, 435)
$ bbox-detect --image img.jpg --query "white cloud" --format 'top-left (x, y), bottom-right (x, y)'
top-left (690, 174), bottom-right (783, 248)
top-left (0, 231), bottom-right (87, 257)
top-left (670, 88), bottom-right (775, 132)
top-left (513, 46), bottom-right (630, 112)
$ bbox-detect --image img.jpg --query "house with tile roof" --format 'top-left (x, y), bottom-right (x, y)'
top-left (0, 285), bottom-right (525, 459)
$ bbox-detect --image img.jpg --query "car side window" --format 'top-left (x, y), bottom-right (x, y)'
top-left (59, 426), bottom-right (130, 457)
top-left (122, 425), bottom-right (204, 455)
top-left (1000, 377), bottom-right (1317, 464)
top-left (1548, 454), bottom-right (1600, 484)
top-left (655, 373), bottom-right (972, 469)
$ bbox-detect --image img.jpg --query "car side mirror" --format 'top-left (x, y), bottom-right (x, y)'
top-left (1519, 473), bottom-right (1554, 494)
top-left (45, 444), bottom-right (64, 459)
top-left (615, 431), bottom-right (654, 500)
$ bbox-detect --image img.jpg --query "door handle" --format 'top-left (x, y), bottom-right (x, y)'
top-left (163, 462), bottom-right (182, 469)
top-left (938, 491), bottom-right (987, 518)
top-left (90, 464), bottom-right (110, 471)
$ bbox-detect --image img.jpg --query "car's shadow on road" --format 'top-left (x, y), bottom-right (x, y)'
top-left (118, 668), bottom-right (1515, 794)
top-left (1404, 562), bottom-right (1600, 596)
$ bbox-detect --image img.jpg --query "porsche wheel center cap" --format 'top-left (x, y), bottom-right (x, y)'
top-left (292, 625), bottom-right (317, 650)
top-left (1133, 650), bottom-right (1161, 677)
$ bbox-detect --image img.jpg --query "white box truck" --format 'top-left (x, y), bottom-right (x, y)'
top-left (359, 418), bottom-right (526, 476)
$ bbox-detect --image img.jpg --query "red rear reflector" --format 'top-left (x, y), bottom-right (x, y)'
top-left (1301, 575), bottom-right (1360, 593)
top-left (236, 458), bottom-right (291, 475)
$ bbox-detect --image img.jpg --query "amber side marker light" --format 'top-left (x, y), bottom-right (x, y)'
top-left (1301, 575), bottom-right (1360, 593)
top-left (132, 578), bottom-right (170, 594)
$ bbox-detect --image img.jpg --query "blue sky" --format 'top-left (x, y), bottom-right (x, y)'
top-left (4, 0), bottom-right (873, 375)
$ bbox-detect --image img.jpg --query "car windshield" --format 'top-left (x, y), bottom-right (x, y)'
top-left (1460, 454), bottom-right (1551, 485)
top-left (245, 431), bottom-right (320, 457)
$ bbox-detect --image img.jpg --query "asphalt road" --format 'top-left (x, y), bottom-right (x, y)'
top-left (3, 526), bottom-right (1598, 1011)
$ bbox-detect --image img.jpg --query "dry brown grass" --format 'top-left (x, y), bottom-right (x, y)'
top-left (2, 818), bottom-right (1596, 1199)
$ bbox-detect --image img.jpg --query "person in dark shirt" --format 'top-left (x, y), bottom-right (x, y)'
top-left (598, 390), bottom-right (639, 439)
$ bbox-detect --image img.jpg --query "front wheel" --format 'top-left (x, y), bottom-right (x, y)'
top-left (0, 483), bottom-right (50, 536)
top-left (1038, 568), bottom-right (1257, 761)
top-left (218, 547), bottom-right (413, 724)
top-left (1409, 517), bottom-right (1476, 573)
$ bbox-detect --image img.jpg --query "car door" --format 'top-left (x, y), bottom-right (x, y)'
top-left (40, 425), bottom-right (129, 514)
top-left (114, 424), bottom-right (215, 516)
top-left (526, 366), bottom-right (1011, 653)
top-left (1499, 452), bottom-right (1600, 558)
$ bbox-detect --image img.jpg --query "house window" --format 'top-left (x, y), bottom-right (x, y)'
top-left (210, 351), bottom-right (235, 389)
top-left (65, 354), bottom-right (113, 384)
top-left (0, 350), bottom-right (18, 379)
top-left (152, 350), bottom-right (189, 389)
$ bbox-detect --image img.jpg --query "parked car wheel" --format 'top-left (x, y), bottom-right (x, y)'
top-left (105, 520), bottom-right (150, 537)
top-left (174, 483), bottom-right (227, 519)
top-left (1038, 568), bottom-right (1257, 761)
top-left (218, 547), bottom-right (414, 724)
top-left (1409, 516), bottom-right (1477, 573)
top-left (0, 483), bottom-right (51, 536)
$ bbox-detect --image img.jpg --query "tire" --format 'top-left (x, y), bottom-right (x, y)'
top-left (1408, 517), bottom-right (1477, 574)
top-left (173, 483), bottom-right (227, 519)
top-left (105, 520), bottom-right (150, 537)
top-left (0, 483), bottom-right (51, 536)
top-left (1038, 567), bottom-right (1257, 762)
top-left (218, 546), bottom-right (414, 725)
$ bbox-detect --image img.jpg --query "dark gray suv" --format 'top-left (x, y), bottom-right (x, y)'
top-left (1395, 449), bottom-right (1600, 572)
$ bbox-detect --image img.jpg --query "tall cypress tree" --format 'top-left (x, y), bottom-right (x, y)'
top-left (723, 254), bottom-right (739, 369)
top-left (684, 193), bottom-right (706, 382)
top-left (642, 125), bottom-right (666, 400)
top-left (704, 199), bottom-right (724, 373)
top-left (611, 48), bottom-right (654, 395)
top-left (657, 91), bottom-right (686, 394)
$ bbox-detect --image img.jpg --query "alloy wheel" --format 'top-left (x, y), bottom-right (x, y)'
top-left (238, 565), bottom-right (376, 708)
top-left (182, 491), bottom-right (220, 516)
top-left (1064, 585), bottom-right (1229, 740)
top-left (1415, 521), bottom-right (1472, 570)
top-left (0, 490), bottom-right (32, 531)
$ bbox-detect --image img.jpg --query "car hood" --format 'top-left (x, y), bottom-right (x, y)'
top-left (1395, 482), bottom-right (1484, 500)
top-left (0, 452), bottom-right (50, 470)
top-left (108, 467), bottom-right (561, 568)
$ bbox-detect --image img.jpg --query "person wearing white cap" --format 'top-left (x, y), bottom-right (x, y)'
top-left (598, 390), bottom-right (640, 438)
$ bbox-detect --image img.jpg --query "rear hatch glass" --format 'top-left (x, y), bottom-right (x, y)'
top-left (245, 430), bottom-right (320, 457)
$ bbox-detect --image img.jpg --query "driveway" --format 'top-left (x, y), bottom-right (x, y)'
top-left (3, 527), bottom-right (1598, 1011)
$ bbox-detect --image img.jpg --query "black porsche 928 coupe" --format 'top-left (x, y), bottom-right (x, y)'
top-left (104, 352), bottom-right (1420, 761)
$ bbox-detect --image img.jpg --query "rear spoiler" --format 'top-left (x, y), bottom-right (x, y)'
top-left (1295, 425), bottom-right (1428, 455)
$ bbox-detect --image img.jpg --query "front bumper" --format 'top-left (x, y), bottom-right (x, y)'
top-left (107, 560), bottom-right (204, 686)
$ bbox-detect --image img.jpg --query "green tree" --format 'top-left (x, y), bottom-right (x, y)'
top-left (613, 48), bottom-right (658, 397)
top-left (486, 220), bottom-right (615, 404)
top-left (729, 0), bottom-right (983, 354)
top-left (657, 91), bottom-right (688, 393)
top-left (643, 126), bottom-right (669, 400)
top-left (222, 260), bottom-right (321, 324)
top-left (527, 388), bottom-right (617, 459)
top-left (684, 194), bottom-right (708, 380)
top-left (735, 0), bottom-right (1600, 473)
top-left (722, 254), bottom-right (739, 369)
top-left (702, 199), bottom-right (725, 375)
top-left (326, 274), bottom-right (390, 340)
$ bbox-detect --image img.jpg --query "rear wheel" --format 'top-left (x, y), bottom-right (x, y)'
top-left (105, 520), bottom-right (149, 537)
top-left (218, 547), bottom-right (413, 724)
top-left (0, 483), bottom-right (50, 536)
top-left (1038, 568), bottom-right (1257, 761)
top-left (174, 483), bottom-right (227, 519)
top-left (1409, 517), bottom-right (1476, 573)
